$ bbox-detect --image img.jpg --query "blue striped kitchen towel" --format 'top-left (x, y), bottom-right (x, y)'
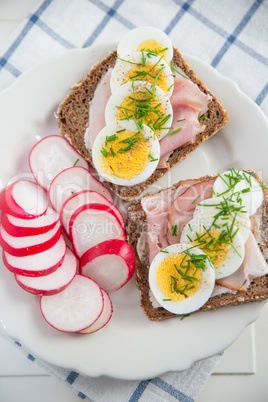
top-left (0, 0), bottom-right (267, 401)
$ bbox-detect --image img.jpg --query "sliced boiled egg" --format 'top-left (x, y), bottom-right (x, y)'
top-left (117, 26), bottom-right (173, 64)
top-left (149, 243), bottom-right (215, 315)
top-left (212, 169), bottom-right (264, 216)
top-left (194, 196), bottom-right (251, 243)
top-left (180, 216), bottom-right (245, 280)
top-left (92, 120), bottom-right (160, 186)
top-left (110, 52), bottom-right (174, 97)
top-left (105, 81), bottom-right (173, 141)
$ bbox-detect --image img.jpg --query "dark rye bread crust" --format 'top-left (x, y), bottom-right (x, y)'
top-left (57, 47), bottom-right (228, 202)
top-left (126, 173), bottom-right (268, 320)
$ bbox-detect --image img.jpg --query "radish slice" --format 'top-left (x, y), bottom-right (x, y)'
top-left (1, 207), bottom-right (60, 237)
top-left (0, 180), bottom-right (48, 219)
top-left (28, 135), bottom-right (88, 191)
top-left (61, 190), bottom-right (124, 234)
top-left (79, 289), bottom-right (113, 334)
top-left (49, 166), bottom-right (113, 212)
top-left (3, 235), bottom-right (66, 277)
top-left (15, 247), bottom-right (77, 295)
top-left (40, 275), bottom-right (104, 333)
top-left (69, 203), bottom-right (126, 258)
top-left (0, 222), bottom-right (61, 257)
top-left (80, 239), bottom-right (136, 291)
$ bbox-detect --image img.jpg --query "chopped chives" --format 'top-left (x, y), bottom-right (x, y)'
top-left (141, 50), bottom-right (146, 67)
top-left (166, 127), bottom-right (182, 136)
top-left (172, 224), bottom-right (178, 236)
top-left (192, 195), bottom-right (200, 204)
top-left (170, 60), bottom-right (189, 79)
top-left (116, 57), bottom-right (141, 65)
top-left (101, 148), bottom-right (109, 157)
top-left (198, 114), bottom-right (208, 121)
top-left (149, 153), bottom-right (158, 162)
top-left (105, 134), bottom-right (117, 146)
top-left (110, 147), bottom-right (116, 157)
top-left (180, 314), bottom-right (190, 320)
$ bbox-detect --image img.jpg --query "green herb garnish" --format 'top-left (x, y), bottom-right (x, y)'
top-left (172, 224), bottom-right (178, 236)
top-left (105, 134), bottom-right (117, 146)
top-left (100, 148), bottom-right (109, 157)
top-left (149, 153), bottom-right (158, 162)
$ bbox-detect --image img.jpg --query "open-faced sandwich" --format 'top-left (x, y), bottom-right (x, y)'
top-left (57, 26), bottom-right (228, 201)
top-left (126, 169), bottom-right (268, 319)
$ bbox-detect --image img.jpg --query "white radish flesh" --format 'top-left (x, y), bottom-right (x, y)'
top-left (3, 235), bottom-right (66, 276)
top-left (40, 275), bottom-right (104, 333)
top-left (1, 207), bottom-right (60, 237)
top-left (15, 247), bottom-right (77, 295)
top-left (79, 289), bottom-right (113, 334)
top-left (29, 135), bottom-right (88, 191)
top-left (49, 166), bottom-right (113, 212)
top-left (0, 180), bottom-right (48, 219)
top-left (69, 203), bottom-right (126, 258)
top-left (0, 222), bottom-right (61, 257)
top-left (80, 239), bottom-right (136, 291)
top-left (61, 190), bottom-right (124, 234)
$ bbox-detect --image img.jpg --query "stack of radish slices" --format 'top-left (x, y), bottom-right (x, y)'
top-left (0, 135), bottom-right (136, 334)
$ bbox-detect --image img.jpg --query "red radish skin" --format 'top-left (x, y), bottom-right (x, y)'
top-left (0, 180), bottom-right (48, 219)
top-left (61, 190), bottom-right (124, 235)
top-left (40, 275), bottom-right (104, 333)
top-left (1, 207), bottom-right (60, 237)
top-left (79, 289), bottom-right (113, 334)
top-left (80, 239), bottom-right (136, 291)
top-left (15, 247), bottom-right (77, 295)
top-left (3, 235), bottom-right (66, 277)
top-left (0, 222), bottom-right (61, 257)
top-left (48, 166), bottom-right (113, 213)
top-left (28, 135), bottom-right (89, 191)
top-left (69, 203), bottom-right (126, 258)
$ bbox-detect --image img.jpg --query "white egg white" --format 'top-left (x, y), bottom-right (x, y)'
top-left (117, 26), bottom-right (174, 63)
top-left (194, 196), bottom-right (251, 243)
top-left (212, 169), bottom-right (264, 216)
top-left (105, 81), bottom-right (173, 141)
top-left (92, 120), bottom-right (160, 186)
top-left (149, 243), bottom-right (215, 315)
top-left (110, 52), bottom-right (174, 97)
top-left (180, 216), bottom-right (245, 280)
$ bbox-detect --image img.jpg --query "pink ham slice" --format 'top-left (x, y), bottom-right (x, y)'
top-left (84, 68), bottom-right (112, 151)
top-left (216, 232), bottom-right (268, 291)
top-left (141, 180), bottom-right (198, 264)
top-left (170, 77), bottom-right (211, 113)
top-left (167, 178), bottom-right (215, 245)
top-left (157, 77), bottom-right (211, 168)
top-left (159, 106), bottom-right (206, 158)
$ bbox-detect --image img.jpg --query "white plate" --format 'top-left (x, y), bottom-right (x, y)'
top-left (0, 43), bottom-right (267, 381)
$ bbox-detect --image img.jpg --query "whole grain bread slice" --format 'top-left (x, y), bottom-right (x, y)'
top-left (126, 172), bottom-right (268, 320)
top-left (57, 47), bottom-right (228, 202)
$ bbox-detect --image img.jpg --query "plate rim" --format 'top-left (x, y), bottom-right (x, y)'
top-left (0, 43), bottom-right (267, 380)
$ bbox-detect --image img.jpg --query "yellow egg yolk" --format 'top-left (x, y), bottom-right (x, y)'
top-left (193, 229), bottom-right (230, 268)
top-left (117, 91), bottom-right (166, 138)
top-left (156, 254), bottom-right (202, 301)
top-left (124, 62), bottom-right (168, 94)
top-left (100, 130), bottom-right (150, 179)
top-left (137, 40), bottom-right (168, 61)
